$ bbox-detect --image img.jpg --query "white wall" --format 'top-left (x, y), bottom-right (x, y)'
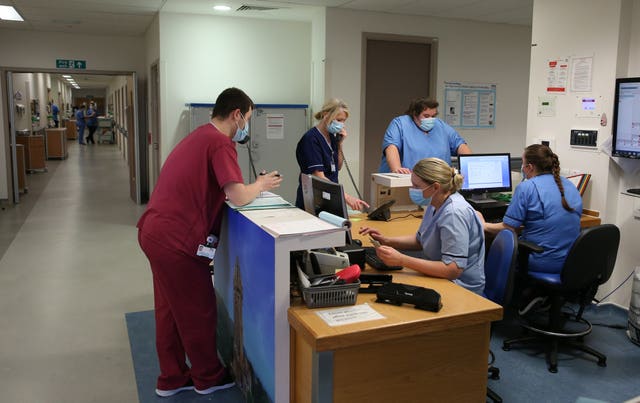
top-left (157, 12), bottom-right (312, 161)
top-left (0, 28), bottom-right (147, 202)
top-left (323, 8), bottom-right (532, 197)
top-left (528, 0), bottom-right (640, 308)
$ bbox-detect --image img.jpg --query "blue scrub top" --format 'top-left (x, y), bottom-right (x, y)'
top-left (379, 115), bottom-right (466, 172)
top-left (86, 107), bottom-right (98, 126)
top-left (503, 174), bottom-right (582, 275)
top-left (51, 104), bottom-right (59, 119)
top-left (295, 126), bottom-right (340, 209)
top-left (75, 109), bottom-right (85, 128)
top-left (416, 192), bottom-right (486, 295)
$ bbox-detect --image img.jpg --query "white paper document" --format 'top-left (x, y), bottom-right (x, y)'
top-left (315, 303), bottom-right (385, 327)
top-left (226, 195), bottom-right (293, 211)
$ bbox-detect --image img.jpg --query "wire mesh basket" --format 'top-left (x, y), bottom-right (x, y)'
top-left (298, 268), bottom-right (360, 308)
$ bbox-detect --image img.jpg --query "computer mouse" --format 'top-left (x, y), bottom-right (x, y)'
top-left (352, 239), bottom-right (362, 247)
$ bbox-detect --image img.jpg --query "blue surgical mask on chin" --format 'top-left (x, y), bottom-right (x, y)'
top-left (233, 115), bottom-right (250, 143)
top-left (409, 187), bottom-right (432, 206)
top-left (419, 117), bottom-right (436, 132)
top-left (327, 120), bottom-right (344, 135)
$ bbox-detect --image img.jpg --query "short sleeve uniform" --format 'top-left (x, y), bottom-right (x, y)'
top-left (75, 109), bottom-right (85, 130)
top-left (295, 126), bottom-right (340, 208)
top-left (52, 104), bottom-right (59, 119)
top-left (416, 192), bottom-right (486, 294)
top-left (137, 123), bottom-right (244, 256)
top-left (379, 115), bottom-right (465, 172)
top-left (503, 174), bottom-right (582, 275)
top-left (86, 107), bottom-right (98, 127)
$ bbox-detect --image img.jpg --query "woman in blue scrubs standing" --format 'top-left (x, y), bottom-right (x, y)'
top-left (295, 99), bottom-right (369, 211)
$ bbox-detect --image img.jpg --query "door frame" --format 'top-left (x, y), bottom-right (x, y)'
top-left (359, 32), bottom-right (439, 201)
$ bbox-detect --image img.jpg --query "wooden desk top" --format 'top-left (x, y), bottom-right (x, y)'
top-left (288, 212), bottom-right (502, 352)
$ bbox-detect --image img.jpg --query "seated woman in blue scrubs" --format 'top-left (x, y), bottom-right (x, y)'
top-left (359, 158), bottom-right (486, 295)
top-left (295, 99), bottom-right (369, 211)
top-left (481, 144), bottom-right (582, 277)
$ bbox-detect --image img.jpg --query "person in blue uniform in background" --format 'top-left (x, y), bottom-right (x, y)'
top-left (51, 102), bottom-right (60, 128)
top-left (360, 157), bottom-right (486, 295)
top-left (75, 104), bottom-right (86, 145)
top-left (85, 101), bottom-right (99, 144)
top-left (480, 144), bottom-right (582, 313)
top-left (295, 99), bottom-right (369, 211)
top-left (379, 97), bottom-right (471, 173)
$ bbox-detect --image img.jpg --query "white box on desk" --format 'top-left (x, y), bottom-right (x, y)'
top-left (370, 173), bottom-right (417, 212)
top-left (371, 173), bottom-right (413, 187)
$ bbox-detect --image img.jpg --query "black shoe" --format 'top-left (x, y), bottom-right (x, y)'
top-left (195, 372), bottom-right (235, 395)
top-left (79, 142), bottom-right (86, 145)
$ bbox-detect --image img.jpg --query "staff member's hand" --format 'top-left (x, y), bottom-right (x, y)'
top-left (345, 194), bottom-right (369, 211)
top-left (256, 171), bottom-right (282, 191)
top-left (376, 245), bottom-right (404, 267)
top-left (392, 167), bottom-right (412, 174)
top-left (358, 226), bottom-right (388, 245)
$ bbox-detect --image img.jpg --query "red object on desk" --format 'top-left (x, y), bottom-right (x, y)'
top-left (336, 264), bottom-right (361, 283)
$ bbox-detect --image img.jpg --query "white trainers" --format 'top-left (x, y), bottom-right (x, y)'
top-left (518, 296), bottom-right (548, 315)
top-left (155, 380), bottom-right (194, 397)
top-left (195, 373), bottom-right (235, 395)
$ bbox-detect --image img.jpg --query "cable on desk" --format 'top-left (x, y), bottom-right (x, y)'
top-left (389, 213), bottom-right (423, 220)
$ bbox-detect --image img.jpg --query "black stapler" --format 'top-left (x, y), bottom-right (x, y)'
top-left (375, 282), bottom-right (442, 312)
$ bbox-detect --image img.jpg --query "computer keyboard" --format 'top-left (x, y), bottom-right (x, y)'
top-left (364, 247), bottom-right (403, 271)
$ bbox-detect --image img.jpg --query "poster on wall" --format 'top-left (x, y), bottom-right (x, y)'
top-left (444, 82), bottom-right (496, 129)
top-left (570, 56), bottom-right (594, 92)
top-left (546, 57), bottom-right (569, 93)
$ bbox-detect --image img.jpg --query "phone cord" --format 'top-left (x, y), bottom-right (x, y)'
top-left (339, 149), bottom-right (364, 201)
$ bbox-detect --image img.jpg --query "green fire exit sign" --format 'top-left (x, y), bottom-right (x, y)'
top-left (56, 59), bottom-right (86, 69)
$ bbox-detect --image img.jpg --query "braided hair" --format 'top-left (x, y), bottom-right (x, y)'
top-left (413, 158), bottom-right (464, 193)
top-left (524, 144), bottom-right (574, 212)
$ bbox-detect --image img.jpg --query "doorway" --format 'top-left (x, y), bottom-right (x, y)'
top-left (2, 70), bottom-right (142, 205)
top-left (361, 34), bottom-right (437, 204)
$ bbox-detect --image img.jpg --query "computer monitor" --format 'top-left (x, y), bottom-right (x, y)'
top-left (457, 153), bottom-right (512, 203)
top-left (300, 174), bottom-right (351, 244)
top-left (612, 77), bottom-right (640, 159)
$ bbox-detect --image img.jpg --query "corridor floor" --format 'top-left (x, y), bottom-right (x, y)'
top-left (0, 141), bottom-right (150, 402)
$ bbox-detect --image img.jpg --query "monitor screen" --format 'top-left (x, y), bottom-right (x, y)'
top-left (612, 77), bottom-right (640, 159)
top-left (300, 174), bottom-right (351, 244)
top-left (457, 153), bottom-right (512, 197)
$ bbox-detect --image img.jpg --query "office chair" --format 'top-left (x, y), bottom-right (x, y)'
top-left (502, 224), bottom-right (620, 373)
top-left (482, 229), bottom-right (518, 403)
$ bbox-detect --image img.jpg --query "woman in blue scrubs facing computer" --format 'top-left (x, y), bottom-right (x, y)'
top-left (481, 144), bottom-right (582, 275)
top-left (295, 99), bottom-right (369, 211)
top-left (359, 157), bottom-right (486, 295)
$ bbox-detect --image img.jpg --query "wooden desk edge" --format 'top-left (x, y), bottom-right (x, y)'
top-left (288, 303), bottom-right (502, 352)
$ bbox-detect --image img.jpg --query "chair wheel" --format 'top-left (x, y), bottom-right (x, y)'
top-left (490, 374), bottom-right (500, 380)
top-left (548, 366), bottom-right (558, 373)
top-left (502, 345), bottom-right (511, 351)
top-left (598, 359), bottom-right (607, 367)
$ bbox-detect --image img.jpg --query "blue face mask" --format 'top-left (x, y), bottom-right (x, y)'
top-left (232, 113), bottom-right (250, 143)
top-left (327, 120), bottom-right (344, 135)
top-left (419, 117), bottom-right (436, 132)
top-left (409, 187), bottom-right (433, 206)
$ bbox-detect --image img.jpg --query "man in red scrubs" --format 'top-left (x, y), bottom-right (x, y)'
top-left (137, 87), bottom-right (282, 397)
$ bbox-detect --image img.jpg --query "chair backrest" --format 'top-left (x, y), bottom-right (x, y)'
top-left (483, 229), bottom-right (518, 306)
top-left (562, 224), bottom-right (620, 291)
